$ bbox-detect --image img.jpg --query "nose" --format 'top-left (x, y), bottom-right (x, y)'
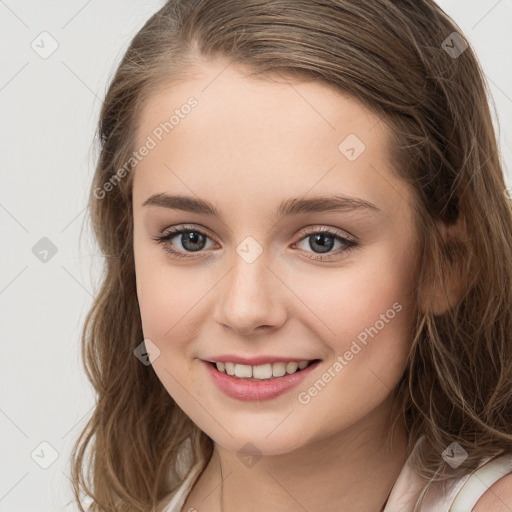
top-left (213, 248), bottom-right (288, 335)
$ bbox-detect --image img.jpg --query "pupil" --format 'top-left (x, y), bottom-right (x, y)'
top-left (182, 232), bottom-right (205, 252)
top-left (310, 233), bottom-right (334, 254)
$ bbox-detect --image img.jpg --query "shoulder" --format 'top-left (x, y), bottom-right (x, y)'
top-left (472, 473), bottom-right (512, 511)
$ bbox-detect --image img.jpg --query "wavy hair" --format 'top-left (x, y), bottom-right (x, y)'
top-left (71, 1), bottom-right (512, 510)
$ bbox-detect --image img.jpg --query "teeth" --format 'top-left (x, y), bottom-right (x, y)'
top-left (234, 364), bottom-right (252, 378)
top-left (272, 362), bottom-right (286, 377)
top-left (214, 360), bottom-right (313, 380)
top-left (253, 363), bottom-right (272, 379)
top-left (286, 362), bottom-right (298, 373)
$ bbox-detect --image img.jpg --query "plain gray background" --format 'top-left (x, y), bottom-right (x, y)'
top-left (1, 1), bottom-right (511, 510)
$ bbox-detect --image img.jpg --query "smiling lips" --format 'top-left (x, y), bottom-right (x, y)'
top-left (205, 359), bottom-right (321, 400)
top-left (213, 360), bottom-right (312, 380)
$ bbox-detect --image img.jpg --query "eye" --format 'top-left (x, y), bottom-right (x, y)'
top-left (293, 226), bottom-right (358, 261)
top-left (153, 225), bottom-right (358, 261)
top-left (153, 225), bottom-right (217, 259)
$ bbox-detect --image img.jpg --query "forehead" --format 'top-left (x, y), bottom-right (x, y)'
top-left (132, 61), bottom-right (411, 218)
top-left (135, 60), bottom-right (385, 147)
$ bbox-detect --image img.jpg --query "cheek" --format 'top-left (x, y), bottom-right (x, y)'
top-left (291, 257), bottom-right (416, 438)
top-left (134, 228), bottom-right (184, 334)
top-left (136, 261), bottom-right (202, 344)
top-left (134, 250), bottom-right (207, 403)
top-left (134, 239), bottom-right (217, 369)
top-left (300, 244), bottom-right (418, 404)
top-left (297, 242), bottom-right (417, 346)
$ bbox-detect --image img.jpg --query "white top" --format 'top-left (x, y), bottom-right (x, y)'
top-left (162, 436), bottom-right (512, 512)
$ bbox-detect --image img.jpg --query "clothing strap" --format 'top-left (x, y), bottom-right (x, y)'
top-left (449, 451), bottom-right (512, 511)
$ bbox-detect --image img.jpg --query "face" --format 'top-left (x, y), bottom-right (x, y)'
top-left (131, 60), bottom-right (420, 456)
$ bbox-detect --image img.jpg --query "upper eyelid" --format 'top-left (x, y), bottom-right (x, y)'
top-left (161, 225), bottom-right (218, 245)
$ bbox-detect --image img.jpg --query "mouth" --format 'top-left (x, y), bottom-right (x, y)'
top-left (208, 359), bottom-right (321, 381)
top-left (204, 358), bottom-right (322, 401)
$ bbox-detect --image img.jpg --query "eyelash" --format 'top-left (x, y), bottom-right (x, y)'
top-left (153, 225), bottom-right (358, 262)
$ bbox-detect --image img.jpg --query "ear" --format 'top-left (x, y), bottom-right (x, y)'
top-left (420, 214), bottom-right (466, 316)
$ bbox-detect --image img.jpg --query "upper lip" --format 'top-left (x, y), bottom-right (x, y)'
top-left (204, 355), bottom-right (320, 366)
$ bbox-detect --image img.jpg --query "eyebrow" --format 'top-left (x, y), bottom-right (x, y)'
top-left (142, 193), bottom-right (380, 218)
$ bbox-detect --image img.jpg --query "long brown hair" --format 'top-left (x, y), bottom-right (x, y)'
top-left (71, 1), bottom-right (512, 510)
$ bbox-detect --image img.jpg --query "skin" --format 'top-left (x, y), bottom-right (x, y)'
top-left (132, 59), bottom-right (425, 511)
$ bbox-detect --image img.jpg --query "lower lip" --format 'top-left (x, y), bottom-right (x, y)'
top-left (203, 360), bottom-right (321, 401)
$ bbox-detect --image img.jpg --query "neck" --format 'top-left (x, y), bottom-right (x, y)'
top-left (184, 397), bottom-right (409, 512)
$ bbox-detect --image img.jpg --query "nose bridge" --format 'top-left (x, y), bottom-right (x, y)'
top-left (214, 236), bottom-right (286, 333)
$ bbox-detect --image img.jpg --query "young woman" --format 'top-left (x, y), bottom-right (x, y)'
top-left (71, 1), bottom-right (512, 510)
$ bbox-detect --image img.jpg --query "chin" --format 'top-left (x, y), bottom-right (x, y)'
top-left (201, 419), bottom-right (318, 457)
